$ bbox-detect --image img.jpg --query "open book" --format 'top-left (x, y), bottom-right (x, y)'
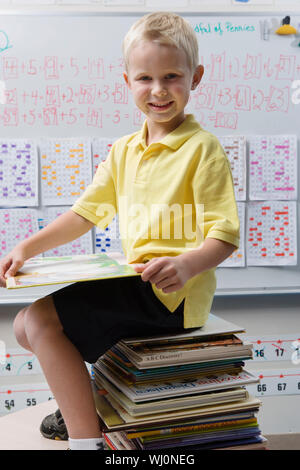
top-left (6, 252), bottom-right (139, 289)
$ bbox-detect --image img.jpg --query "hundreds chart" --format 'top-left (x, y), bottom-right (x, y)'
top-left (0, 140), bottom-right (38, 207)
top-left (247, 201), bottom-right (297, 266)
top-left (95, 215), bottom-right (123, 254)
top-left (219, 202), bottom-right (245, 268)
top-left (0, 208), bottom-right (39, 258)
top-left (219, 136), bottom-right (246, 201)
top-left (41, 206), bottom-right (93, 256)
top-left (249, 135), bottom-right (297, 201)
top-left (92, 138), bottom-right (117, 174)
top-left (40, 138), bottom-right (92, 205)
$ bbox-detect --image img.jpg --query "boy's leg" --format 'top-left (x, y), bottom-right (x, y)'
top-left (21, 296), bottom-right (101, 440)
top-left (14, 309), bottom-right (68, 440)
top-left (13, 308), bottom-right (33, 352)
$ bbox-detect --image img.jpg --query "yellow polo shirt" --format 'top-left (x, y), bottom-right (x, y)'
top-left (72, 114), bottom-right (239, 328)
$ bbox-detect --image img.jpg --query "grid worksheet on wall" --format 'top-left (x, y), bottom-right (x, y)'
top-left (246, 201), bottom-right (297, 266)
top-left (248, 135), bottom-right (297, 201)
top-left (0, 140), bottom-right (38, 207)
top-left (40, 138), bottom-right (92, 205)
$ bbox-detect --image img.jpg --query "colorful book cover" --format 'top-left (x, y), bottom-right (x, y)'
top-left (116, 341), bottom-right (253, 368)
top-left (96, 362), bottom-right (258, 402)
top-left (95, 372), bottom-right (249, 417)
top-left (6, 252), bottom-right (139, 289)
top-left (93, 387), bottom-right (262, 430)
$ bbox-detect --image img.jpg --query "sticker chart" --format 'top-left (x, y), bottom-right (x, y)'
top-left (246, 201), bottom-right (297, 266)
top-left (40, 138), bottom-right (92, 205)
top-left (95, 215), bottom-right (123, 254)
top-left (220, 202), bottom-right (245, 267)
top-left (92, 138), bottom-right (116, 175)
top-left (41, 206), bottom-right (93, 256)
top-left (0, 140), bottom-right (38, 207)
top-left (249, 135), bottom-right (298, 201)
top-left (0, 208), bottom-right (39, 258)
top-left (219, 136), bottom-right (246, 201)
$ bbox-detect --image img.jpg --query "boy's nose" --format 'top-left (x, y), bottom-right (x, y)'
top-left (152, 81), bottom-right (168, 96)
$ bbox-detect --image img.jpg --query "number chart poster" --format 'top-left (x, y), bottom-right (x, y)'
top-left (0, 16), bottom-right (299, 137)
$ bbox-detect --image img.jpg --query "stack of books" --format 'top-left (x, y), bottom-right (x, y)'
top-left (92, 314), bottom-right (267, 451)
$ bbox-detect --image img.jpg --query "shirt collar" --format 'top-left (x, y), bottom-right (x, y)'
top-left (127, 114), bottom-right (201, 151)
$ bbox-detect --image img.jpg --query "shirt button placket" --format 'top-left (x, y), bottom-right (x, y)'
top-left (134, 147), bottom-right (155, 184)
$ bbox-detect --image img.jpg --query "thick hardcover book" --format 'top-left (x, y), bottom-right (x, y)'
top-left (114, 342), bottom-right (253, 369)
top-left (122, 313), bottom-right (245, 345)
top-left (126, 415), bottom-right (258, 439)
top-left (93, 387), bottom-right (262, 431)
top-left (101, 348), bottom-right (246, 381)
top-left (116, 335), bottom-right (253, 367)
top-left (94, 362), bottom-right (258, 403)
top-left (94, 371), bottom-right (249, 416)
top-left (120, 314), bottom-right (246, 344)
top-left (99, 354), bottom-right (244, 385)
top-left (104, 431), bottom-right (267, 451)
top-left (6, 252), bottom-right (138, 289)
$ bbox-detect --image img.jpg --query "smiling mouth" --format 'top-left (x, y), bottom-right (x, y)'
top-left (148, 101), bottom-right (174, 110)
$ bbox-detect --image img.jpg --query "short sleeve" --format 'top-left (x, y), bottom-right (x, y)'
top-left (192, 140), bottom-right (240, 248)
top-left (71, 145), bottom-right (117, 229)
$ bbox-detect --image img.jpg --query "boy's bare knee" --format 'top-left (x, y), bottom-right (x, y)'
top-left (24, 296), bottom-right (62, 347)
top-left (13, 308), bottom-right (32, 351)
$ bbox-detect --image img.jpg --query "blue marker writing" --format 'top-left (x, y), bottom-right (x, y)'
top-left (0, 30), bottom-right (13, 54)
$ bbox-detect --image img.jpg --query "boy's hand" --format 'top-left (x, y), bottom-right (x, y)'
top-left (133, 256), bottom-right (191, 294)
top-left (0, 247), bottom-right (26, 288)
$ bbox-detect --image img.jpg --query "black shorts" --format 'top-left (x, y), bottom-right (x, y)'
top-left (51, 276), bottom-right (187, 364)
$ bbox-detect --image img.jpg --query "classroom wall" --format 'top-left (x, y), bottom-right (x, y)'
top-left (0, 0), bottom-right (300, 439)
top-left (1, 0), bottom-right (300, 14)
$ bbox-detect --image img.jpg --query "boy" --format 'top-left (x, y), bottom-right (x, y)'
top-left (0, 13), bottom-right (239, 450)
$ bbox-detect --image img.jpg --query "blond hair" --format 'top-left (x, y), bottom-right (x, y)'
top-left (123, 12), bottom-right (199, 72)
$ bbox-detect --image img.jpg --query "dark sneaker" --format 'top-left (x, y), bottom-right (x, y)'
top-left (40, 408), bottom-right (68, 441)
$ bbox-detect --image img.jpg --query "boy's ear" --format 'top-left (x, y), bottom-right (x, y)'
top-left (191, 65), bottom-right (204, 90)
top-left (123, 72), bottom-right (131, 89)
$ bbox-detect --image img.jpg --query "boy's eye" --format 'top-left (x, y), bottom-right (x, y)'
top-left (139, 76), bottom-right (151, 81)
top-left (165, 73), bottom-right (177, 79)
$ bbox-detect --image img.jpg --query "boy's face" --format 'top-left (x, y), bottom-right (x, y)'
top-left (123, 41), bottom-right (203, 136)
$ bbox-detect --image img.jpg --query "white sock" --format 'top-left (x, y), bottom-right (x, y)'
top-left (68, 437), bottom-right (105, 451)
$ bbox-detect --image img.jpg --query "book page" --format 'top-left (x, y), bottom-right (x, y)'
top-left (6, 252), bottom-right (138, 289)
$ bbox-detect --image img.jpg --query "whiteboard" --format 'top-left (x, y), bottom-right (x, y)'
top-left (0, 13), bottom-right (299, 298)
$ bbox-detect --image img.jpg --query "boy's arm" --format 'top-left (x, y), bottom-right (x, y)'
top-left (0, 209), bottom-right (94, 285)
top-left (19, 209), bottom-right (94, 259)
top-left (134, 238), bottom-right (236, 294)
top-left (179, 237), bottom-right (235, 279)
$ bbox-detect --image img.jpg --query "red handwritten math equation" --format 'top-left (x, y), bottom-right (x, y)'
top-left (0, 53), bottom-right (299, 131)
